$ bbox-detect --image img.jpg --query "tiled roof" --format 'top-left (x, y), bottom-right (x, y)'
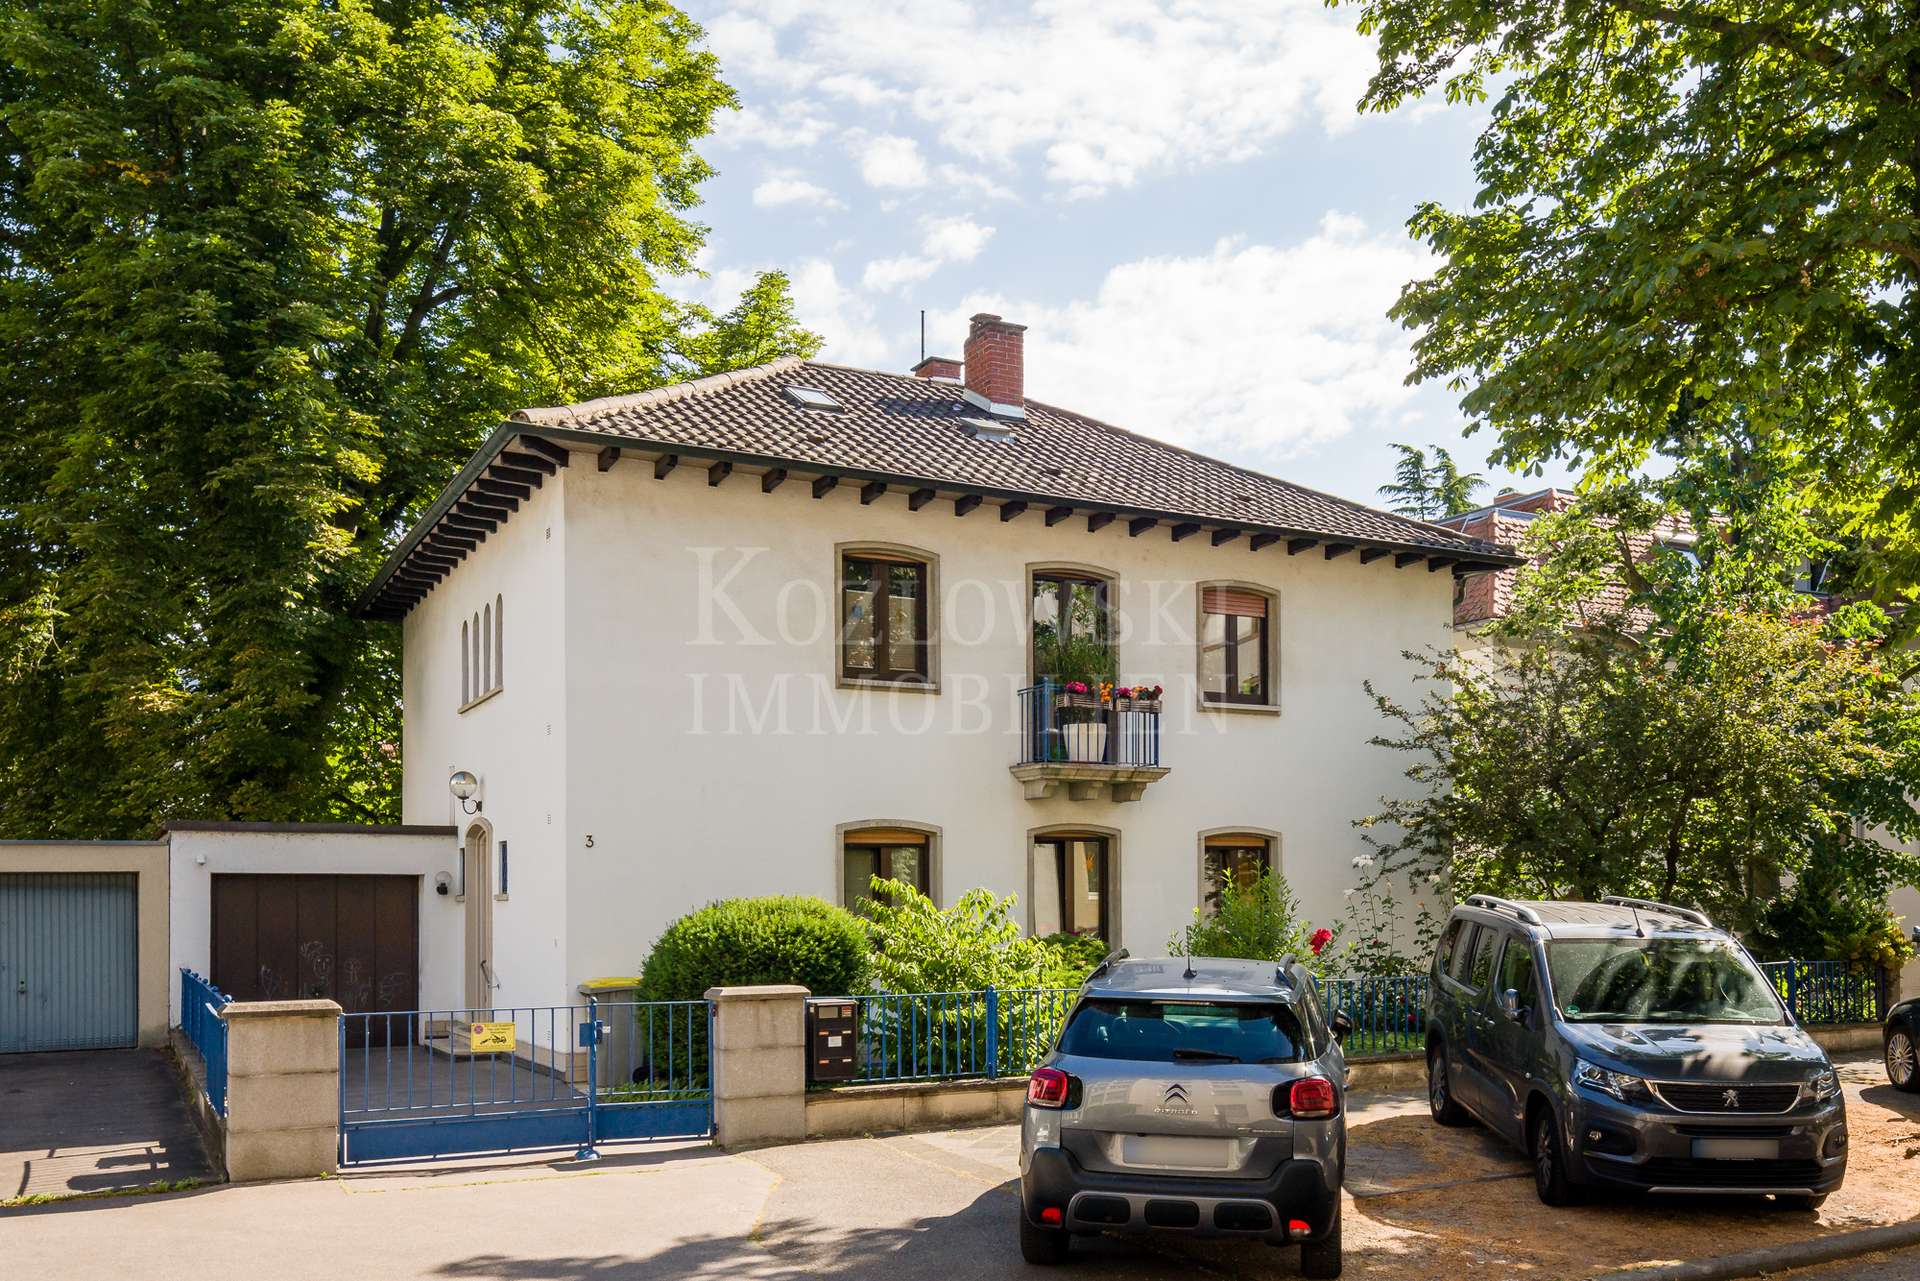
top-left (514, 359), bottom-right (1511, 555)
top-left (362, 358), bottom-right (1519, 619)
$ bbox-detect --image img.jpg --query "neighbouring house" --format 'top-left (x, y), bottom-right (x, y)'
top-left (349, 313), bottom-right (1518, 1018)
top-left (1437, 486), bottom-right (1699, 648)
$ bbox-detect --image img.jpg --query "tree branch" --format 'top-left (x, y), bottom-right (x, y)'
top-left (1607, 0), bottom-right (1909, 103)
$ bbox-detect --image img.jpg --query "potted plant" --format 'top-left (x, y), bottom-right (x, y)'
top-left (1058, 681), bottom-right (1111, 762)
top-left (1112, 683), bottom-right (1164, 713)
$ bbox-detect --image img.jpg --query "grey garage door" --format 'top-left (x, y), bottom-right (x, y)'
top-left (0, 873), bottom-right (139, 1053)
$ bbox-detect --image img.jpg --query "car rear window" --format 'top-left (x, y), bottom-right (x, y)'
top-left (1056, 999), bottom-right (1306, 1064)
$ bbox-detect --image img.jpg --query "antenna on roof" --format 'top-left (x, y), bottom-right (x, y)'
top-left (919, 309), bottom-right (926, 363)
top-left (1628, 903), bottom-right (1645, 939)
top-left (1182, 935), bottom-right (1195, 981)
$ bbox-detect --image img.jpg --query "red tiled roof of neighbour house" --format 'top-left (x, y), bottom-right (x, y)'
top-left (1439, 489), bottom-right (1696, 631)
top-left (359, 358), bottom-right (1524, 619)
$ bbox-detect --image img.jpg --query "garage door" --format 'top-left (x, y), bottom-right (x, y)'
top-left (210, 875), bottom-right (419, 1029)
top-left (0, 873), bottom-right (139, 1053)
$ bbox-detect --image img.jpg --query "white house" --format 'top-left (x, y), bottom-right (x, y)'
top-left (359, 314), bottom-right (1517, 1016)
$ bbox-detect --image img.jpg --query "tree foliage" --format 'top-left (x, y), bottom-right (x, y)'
top-left (1344, 0), bottom-right (1920, 598)
top-left (1377, 443), bottom-right (1486, 520)
top-left (1170, 870), bottom-right (1343, 975)
top-left (860, 878), bottom-right (1091, 992)
top-left (0, 0), bottom-right (820, 835)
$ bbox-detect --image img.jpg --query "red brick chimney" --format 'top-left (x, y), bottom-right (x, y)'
top-left (963, 313), bottom-right (1025, 409)
top-left (911, 355), bottom-right (962, 380)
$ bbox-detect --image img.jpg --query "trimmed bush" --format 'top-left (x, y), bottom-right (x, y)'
top-left (1035, 932), bottom-right (1108, 986)
top-left (637, 895), bottom-right (870, 1002)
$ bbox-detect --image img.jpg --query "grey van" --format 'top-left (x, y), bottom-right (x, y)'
top-left (1425, 896), bottom-right (1846, 1207)
top-left (1017, 953), bottom-right (1349, 1277)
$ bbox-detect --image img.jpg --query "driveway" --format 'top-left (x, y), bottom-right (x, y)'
top-left (0, 1050), bottom-right (214, 1203)
top-left (5, 1052), bottom-right (1918, 1279)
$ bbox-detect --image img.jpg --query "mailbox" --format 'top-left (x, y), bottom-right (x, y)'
top-left (807, 998), bottom-right (858, 1083)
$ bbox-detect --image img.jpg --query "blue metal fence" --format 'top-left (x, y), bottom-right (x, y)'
top-left (337, 999), bottom-right (710, 1165)
top-left (1016, 681), bottom-right (1160, 767)
top-left (178, 968), bottom-right (232, 1115)
top-left (845, 987), bottom-right (1077, 1083)
top-left (1321, 974), bottom-right (1430, 1056)
top-left (1762, 960), bottom-right (1882, 1025)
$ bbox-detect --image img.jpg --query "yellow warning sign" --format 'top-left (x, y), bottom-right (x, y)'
top-left (463, 1021), bottom-right (515, 1054)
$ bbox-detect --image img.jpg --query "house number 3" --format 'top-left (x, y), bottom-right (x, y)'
top-left (584, 834), bottom-right (595, 848)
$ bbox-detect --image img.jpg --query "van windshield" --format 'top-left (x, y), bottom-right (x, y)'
top-left (1057, 999), bottom-right (1306, 1063)
top-left (1545, 938), bottom-right (1785, 1024)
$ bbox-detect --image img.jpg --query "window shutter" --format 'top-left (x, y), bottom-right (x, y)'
top-left (1201, 587), bottom-right (1268, 618)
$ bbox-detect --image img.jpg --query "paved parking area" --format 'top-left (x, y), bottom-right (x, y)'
top-left (5, 1052), bottom-right (1918, 1279)
top-left (0, 1050), bottom-right (212, 1203)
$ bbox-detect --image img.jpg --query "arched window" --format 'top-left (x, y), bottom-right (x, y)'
top-left (461, 620), bottom-right (471, 704)
top-left (460, 598), bottom-right (506, 710)
top-left (494, 594), bottom-right (504, 690)
top-left (482, 603), bottom-right (492, 691)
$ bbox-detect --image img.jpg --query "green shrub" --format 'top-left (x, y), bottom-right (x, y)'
top-left (1035, 932), bottom-right (1108, 986)
top-left (637, 896), bottom-right (870, 1002)
top-left (1170, 869), bottom-right (1342, 976)
top-left (861, 878), bottom-right (1055, 992)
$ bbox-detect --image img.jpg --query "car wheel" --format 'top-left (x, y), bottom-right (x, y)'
top-left (1887, 1028), bottom-right (1919, 1092)
top-left (1774, 1192), bottom-right (1827, 1212)
top-left (1019, 1210), bottom-right (1071, 1265)
top-left (1530, 1110), bottom-right (1583, 1207)
top-left (1299, 1198), bottom-right (1342, 1279)
top-left (1427, 1046), bottom-right (1470, 1127)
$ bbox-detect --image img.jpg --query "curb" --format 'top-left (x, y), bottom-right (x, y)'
top-left (1592, 1218), bottom-right (1920, 1281)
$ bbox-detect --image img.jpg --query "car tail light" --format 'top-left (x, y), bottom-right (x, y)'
top-left (1284, 1076), bottom-right (1339, 1120)
top-left (1039, 1206), bottom-right (1063, 1226)
top-left (1287, 1218), bottom-right (1311, 1240)
top-left (1028, 1067), bottom-right (1072, 1109)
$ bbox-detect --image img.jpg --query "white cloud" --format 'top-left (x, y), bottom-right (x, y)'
top-left (920, 215), bottom-right (994, 264)
top-left (924, 212), bottom-right (1432, 465)
top-left (750, 171), bottom-right (843, 210)
top-left (862, 215), bottom-right (997, 292)
top-left (708, 102), bottom-right (834, 150)
top-left (700, 1), bottom-right (1383, 195)
top-left (855, 133), bottom-right (929, 189)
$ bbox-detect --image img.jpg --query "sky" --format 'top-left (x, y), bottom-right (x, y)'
top-left (676, 0), bottom-right (1578, 511)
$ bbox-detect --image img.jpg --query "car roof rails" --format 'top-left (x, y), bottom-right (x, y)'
top-left (1462, 894), bottom-right (1543, 925)
top-left (1601, 896), bottom-right (1712, 927)
top-left (1087, 946), bottom-right (1130, 982)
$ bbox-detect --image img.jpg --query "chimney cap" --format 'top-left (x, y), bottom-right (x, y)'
top-left (969, 312), bottom-right (1027, 333)
top-left (912, 354), bottom-right (963, 376)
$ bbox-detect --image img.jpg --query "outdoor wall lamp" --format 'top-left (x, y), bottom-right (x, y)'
top-left (449, 769), bottom-right (482, 814)
top-left (434, 871), bottom-right (453, 897)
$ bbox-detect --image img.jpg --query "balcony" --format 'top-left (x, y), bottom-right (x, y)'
top-left (1010, 681), bottom-right (1170, 803)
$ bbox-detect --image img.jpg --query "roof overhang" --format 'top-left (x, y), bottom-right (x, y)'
top-left (356, 421), bottom-right (1525, 621)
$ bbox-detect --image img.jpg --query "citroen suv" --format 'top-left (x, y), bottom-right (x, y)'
top-left (1425, 896), bottom-right (1847, 1208)
top-left (1017, 953), bottom-right (1350, 1277)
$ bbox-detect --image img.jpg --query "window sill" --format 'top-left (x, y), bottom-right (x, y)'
top-left (837, 676), bottom-right (940, 695)
top-left (1197, 698), bottom-right (1281, 716)
top-left (458, 686), bottom-right (502, 714)
top-left (493, 893), bottom-right (509, 902)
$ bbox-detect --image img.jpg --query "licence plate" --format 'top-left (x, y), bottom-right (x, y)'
top-left (1691, 1138), bottom-right (1780, 1161)
top-left (1119, 1135), bottom-right (1238, 1170)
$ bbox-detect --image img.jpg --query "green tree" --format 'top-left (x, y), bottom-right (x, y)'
top-left (1360, 612), bottom-right (1920, 934)
top-left (1378, 443), bottom-right (1485, 519)
top-left (0, 0), bottom-right (819, 836)
top-left (1344, 0), bottom-right (1920, 597)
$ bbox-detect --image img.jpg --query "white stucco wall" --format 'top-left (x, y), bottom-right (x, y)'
top-left (166, 825), bottom-right (461, 1024)
top-left (398, 467), bottom-right (572, 1016)
top-left (506, 454), bottom-right (1458, 1002)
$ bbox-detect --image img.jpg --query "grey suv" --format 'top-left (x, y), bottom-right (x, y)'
top-left (1425, 896), bottom-right (1847, 1208)
top-left (1018, 953), bottom-right (1350, 1277)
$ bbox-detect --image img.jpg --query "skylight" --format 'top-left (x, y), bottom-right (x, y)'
top-left (784, 385), bottom-right (843, 412)
top-left (961, 416), bottom-right (1016, 443)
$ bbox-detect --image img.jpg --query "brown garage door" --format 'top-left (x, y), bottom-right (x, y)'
top-left (211, 875), bottom-right (419, 1027)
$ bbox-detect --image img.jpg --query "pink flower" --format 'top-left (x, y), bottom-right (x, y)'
top-left (1309, 928), bottom-right (1333, 955)
top-left (1065, 680), bottom-right (1089, 695)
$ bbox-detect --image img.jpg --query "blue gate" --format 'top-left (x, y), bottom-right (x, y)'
top-left (338, 999), bottom-right (710, 1165)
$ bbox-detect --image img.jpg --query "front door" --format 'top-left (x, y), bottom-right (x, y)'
top-left (463, 826), bottom-right (494, 1012)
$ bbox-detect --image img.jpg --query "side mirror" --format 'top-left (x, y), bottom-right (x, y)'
top-left (1499, 988), bottom-right (1527, 1023)
top-left (1330, 1009), bottom-right (1353, 1041)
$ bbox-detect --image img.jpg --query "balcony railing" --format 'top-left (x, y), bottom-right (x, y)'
top-left (1012, 680), bottom-right (1168, 802)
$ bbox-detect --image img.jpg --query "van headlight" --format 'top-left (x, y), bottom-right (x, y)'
top-left (1574, 1059), bottom-right (1652, 1103)
top-left (1807, 1068), bottom-right (1841, 1103)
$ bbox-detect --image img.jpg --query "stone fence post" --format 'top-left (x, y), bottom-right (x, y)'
top-left (220, 998), bottom-right (342, 1181)
top-left (705, 984), bottom-right (808, 1149)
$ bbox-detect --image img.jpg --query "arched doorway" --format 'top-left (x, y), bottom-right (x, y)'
top-left (462, 822), bottom-right (495, 1012)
